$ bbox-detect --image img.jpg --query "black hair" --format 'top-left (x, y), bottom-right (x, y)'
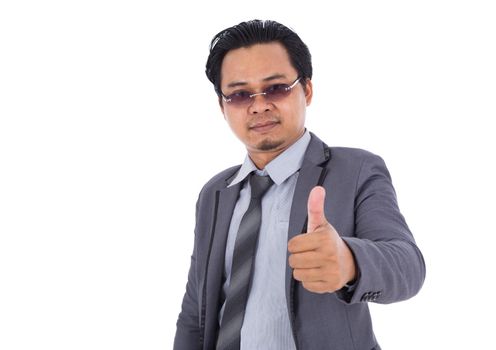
top-left (205, 19), bottom-right (312, 96)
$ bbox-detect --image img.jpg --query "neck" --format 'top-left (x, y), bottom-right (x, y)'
top-left (248, 148), bottom-right (286, 170)
top-left (248, 130), bottom-right (306, 169)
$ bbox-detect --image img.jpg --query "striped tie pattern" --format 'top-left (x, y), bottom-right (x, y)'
top-left (216, 174), bottom-right (274, 350)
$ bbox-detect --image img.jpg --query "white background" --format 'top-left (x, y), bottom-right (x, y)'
top-left (1, 0), bottom-right (495, 349)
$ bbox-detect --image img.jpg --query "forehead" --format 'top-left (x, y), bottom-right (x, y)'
top-left (220, 42), bottom-right (297, 87)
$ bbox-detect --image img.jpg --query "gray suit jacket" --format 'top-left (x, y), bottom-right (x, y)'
top-left (174, 133), bottom-right (425, 350)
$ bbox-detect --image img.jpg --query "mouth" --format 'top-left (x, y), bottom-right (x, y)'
top-left (249, 120), bottom-right (280, 133)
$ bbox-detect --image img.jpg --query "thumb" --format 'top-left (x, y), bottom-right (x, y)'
top-left (307, 186), bottom-right (328, 233)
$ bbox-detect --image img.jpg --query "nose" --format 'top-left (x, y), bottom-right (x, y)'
top-left (248, 94), bottom-right (273, 114)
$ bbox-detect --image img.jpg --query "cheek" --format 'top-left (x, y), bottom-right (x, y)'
top-left (224, 113), bottom-right (245, 133)
top-left (282, 104), bottom-right (305, 126)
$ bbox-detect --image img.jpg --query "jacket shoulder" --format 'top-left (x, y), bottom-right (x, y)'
top-left (200, 165), bottom-right (241, 192)
top-left (329, 146), bottom-right (382, 161)
top-left (326, 146), bottom-right (385, 170)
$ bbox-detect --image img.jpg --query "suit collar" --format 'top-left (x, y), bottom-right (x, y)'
top-left (302, 132), bottom-right (331, 168)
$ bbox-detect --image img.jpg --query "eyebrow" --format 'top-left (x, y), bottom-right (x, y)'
top-left (226, 74), bottom-right (288, 89)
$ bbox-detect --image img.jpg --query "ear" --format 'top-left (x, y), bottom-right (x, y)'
top-left (304, 78), bottom-right (313, 106)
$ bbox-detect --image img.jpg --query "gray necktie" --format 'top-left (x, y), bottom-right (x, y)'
top-left (216, 174), bottom-right (274, 350)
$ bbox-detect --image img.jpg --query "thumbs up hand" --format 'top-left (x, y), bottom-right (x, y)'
top-left (288, 186), bottom-right (357, 294)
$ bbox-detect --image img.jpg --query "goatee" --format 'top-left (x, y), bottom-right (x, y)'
top-left (257, 139), bottom-right (284, 151)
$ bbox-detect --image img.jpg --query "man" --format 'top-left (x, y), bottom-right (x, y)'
top-left (174, 20), bottom-right (425, 350)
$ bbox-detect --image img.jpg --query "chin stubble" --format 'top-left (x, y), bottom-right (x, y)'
top-left (257, 139), bottom-right (285, 151)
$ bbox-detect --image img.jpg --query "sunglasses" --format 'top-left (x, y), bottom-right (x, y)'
top-left (221, 77), bottom-right (302, 106)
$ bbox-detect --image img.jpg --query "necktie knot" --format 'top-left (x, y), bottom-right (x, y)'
top-left (249, 174), bottom-right (273, 199)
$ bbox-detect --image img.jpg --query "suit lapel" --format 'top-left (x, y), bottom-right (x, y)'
top-left (285, 133), bottom-right (330, 320)
top-left (203, 181), bottom-right (242, 349)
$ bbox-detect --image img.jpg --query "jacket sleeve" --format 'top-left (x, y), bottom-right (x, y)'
top-left (339, 153), bottom-right (426, 304)
top-left (173, 196), bottom-right (202, 350)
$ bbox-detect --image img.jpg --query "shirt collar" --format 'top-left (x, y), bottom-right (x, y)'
top-left (228, 130), bottom-right (311, 187)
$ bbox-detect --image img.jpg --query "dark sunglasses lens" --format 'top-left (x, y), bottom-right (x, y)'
top-left (228, 91), bottom-right (251, 105)
top-left (265, 84), bottom-right (291, 100)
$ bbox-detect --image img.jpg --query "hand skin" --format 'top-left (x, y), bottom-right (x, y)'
top-left (287, 186), bottom-right (357, 293)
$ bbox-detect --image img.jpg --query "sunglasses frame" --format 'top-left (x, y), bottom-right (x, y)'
top-left (221, 77), bottom-right (302, 105)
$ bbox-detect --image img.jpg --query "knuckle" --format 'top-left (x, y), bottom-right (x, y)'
top-left (287, 241), bottom-right (294, 251)
top-left (288, 255), bottom-right (296, 267)
top-left (323, 254), bottom-right (337, 265)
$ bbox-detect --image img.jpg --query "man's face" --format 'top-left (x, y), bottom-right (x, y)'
top-left (219, 42), bottom-right (312, 160)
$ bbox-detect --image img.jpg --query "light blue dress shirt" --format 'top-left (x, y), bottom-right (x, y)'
top-left (219, 130), bottom-right (311, 350)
